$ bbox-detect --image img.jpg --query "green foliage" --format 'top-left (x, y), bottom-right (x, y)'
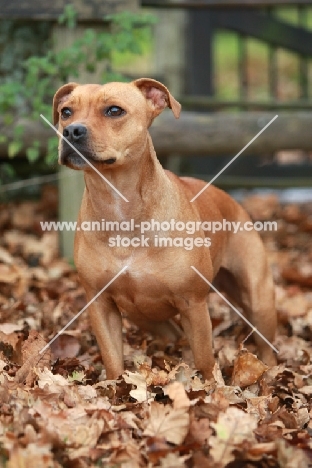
top-left (58, 4), bottom-right (78, 29)
top-left (0, 10), bottom-right (156, 167)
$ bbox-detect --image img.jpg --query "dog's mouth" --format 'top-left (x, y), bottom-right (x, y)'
top-left (102, 158), bottom-right (116, 165)
top-left (60, 145), bottom-right (117, 168)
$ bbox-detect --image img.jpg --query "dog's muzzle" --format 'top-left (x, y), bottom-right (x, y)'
top-left (60, 123), bottom-right (117, 168)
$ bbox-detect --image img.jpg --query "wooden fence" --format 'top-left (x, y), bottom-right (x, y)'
top-left (142, 0), bottom-right (312, 108)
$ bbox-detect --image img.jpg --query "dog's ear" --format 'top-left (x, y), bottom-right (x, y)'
top-left (132, 78), bottom-right (181, 122)
top-left (53, 82), bottom-right (78, 125)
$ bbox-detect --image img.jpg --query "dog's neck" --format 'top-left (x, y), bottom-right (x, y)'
top-left (82, 134), bottom-right (176, 221)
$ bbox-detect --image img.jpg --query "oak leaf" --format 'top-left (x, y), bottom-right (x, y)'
top-left (143, 401), bottom-right (189, 445)
top-left (123, 370), bottom-right (150, 402)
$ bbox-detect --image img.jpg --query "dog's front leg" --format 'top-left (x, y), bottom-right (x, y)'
top-left (88, 297), bottom-right (123, 380)
top-left (180, 301), bottom-right (215, 380)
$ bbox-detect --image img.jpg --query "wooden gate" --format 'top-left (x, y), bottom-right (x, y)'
top-left (142, 0), bottom-right (312, 186)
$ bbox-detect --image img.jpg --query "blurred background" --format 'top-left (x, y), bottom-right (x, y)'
top-left (0, 0), bottom-right (312, 258)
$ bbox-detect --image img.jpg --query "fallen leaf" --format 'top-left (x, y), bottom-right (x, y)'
top-left (143, 401), bottom-right (189, 445)
top-left (123, 370), bottom-right (149, 402)
top-left (158, 452), bottom-right (191, 467)
top-left (276, 438), bottom-right (311, 468)
top-left (299, 385), bottom-right (312, 395)
top-left (212, 362), bottom-right (225, 386)
top-left (14, 330), bottom-right (51, 386)
top-left (232, 351), bottom-right (268, 387)
top-left (0, 323), bottom-right (23, 334)
top-left (0, 264), bottom-right (20, 284)
top-left (210, 407), bottom-right (257, 467)
top-left (165, 381), bottom-right (190, 409)
top-left (0, 246), bottom-right (14, 264)
top-left (7, 443), bottom-right (57, 468)
top-left (188, 414), bottom-right (212, 445)
top-left (242, 194), bottom-right (280, 220)
top-left (36, 367), bottom-right (69, 391)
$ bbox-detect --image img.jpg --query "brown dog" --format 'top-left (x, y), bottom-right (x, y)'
top-left (53, 78), bottom-right (277, 380)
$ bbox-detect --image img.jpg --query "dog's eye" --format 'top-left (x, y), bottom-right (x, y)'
top-left (61, 107), bottom-right (72, 120)
top-left (105, 106), bottom-right (125, 118)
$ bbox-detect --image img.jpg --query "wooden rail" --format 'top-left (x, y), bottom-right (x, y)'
top-left (0, 0), bottom-right (138, 20)
top-left (142, 1), bottom-right (312, 7)
top-left (1, 112), bottom-right (312, 158)
top-left (180, 97), bottom-right (312, 111)
top-left (150, 112), bottom-right (312, 156)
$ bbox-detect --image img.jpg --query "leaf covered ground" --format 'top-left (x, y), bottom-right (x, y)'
top-left (0, 186), bottom-right (311, 467)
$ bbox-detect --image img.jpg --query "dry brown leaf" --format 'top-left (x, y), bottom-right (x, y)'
top-left (14, 330), bottom-right (51, 386)
top-left (212, 361), bottom-right (225, 386)
top-left (119, 411), bottom-right (141, 431)
top-left (232, 351), bottom-right (268, 388)
top-left (0, 323), bottom-right (23, 334)
top-left (36, 367), bottom-right (69, 391)
top-left (275, 336), bottom-right (310, 361)
top-left (0, 246), bottom-right (14, 264)
top-left (3, 230), bottom-right (58, 266)
top-left (210, 407), bottom-right (257, 467)
top-left (299, 385), bottom-right (312, 395)
top-left (209, 387), bottom-right (231, 410)
top-left (165, 381), bottom-right (190, 409)
top-left (276, 438), bottom-right (311, 468)
top-left (188, 415), bottom-right (212, 445)
top-left (0, 329), bottom-right (22, 355)
top-left (217, 343), bottom-right (237, 368)
top-left (246, 396), bottom-right (271, 420)
top-left (30, 399), bottom-right (104, 449)
top-left (0, 264), bottom-right (20, 284)
top-left (166, 362), bottom-right (193, 383)
top-left (23, 232), bottom-right (59, 266)
top-left (77, 385), bottom-right (97, 400)
top-left (242, 194), bottom-right (280, 220)
top-left (7, 443), bottom-right (58, 468)
top-left (123, 370), bottom-right (150, 402)
top-left (277, 293), bottom-right (309, 318)
top-left (247, 441), bottom-right (277, 459)
top-left (108, 439), bottom-right (144, 468)
top-left (282, 267), bottom-right (312, 289)
top-left (47, 259), bottom-right (73, 279)
top-left (0, 359), bottom-right (7, 371)
top-left (210, 385), bottom-right (244, 405)
top-left (296, 408), bottom-right (310, 429)
top-left (11, 201), bottom-right (38, 230)
top-left (138, 362), bottom-right (169, 386)
top-left (190, 375), bottom-right (214, 392)
top-left (158, 452), bottom-right (191, 467)
top-left (143, 401), bottom-right (189, 445)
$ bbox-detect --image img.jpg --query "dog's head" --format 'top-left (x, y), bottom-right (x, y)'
top-left (53, 78), bottom-right (181, 170)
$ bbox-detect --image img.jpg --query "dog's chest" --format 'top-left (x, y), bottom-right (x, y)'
top-left (110, 268), bottom-right (190, 321)
top-left (103, 253), bottom-right (203, 321)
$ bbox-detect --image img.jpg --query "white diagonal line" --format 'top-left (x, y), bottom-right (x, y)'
top-left (39, 265), bottom-right (128, 354)
top-left (40, 114), bottom-right (129, 202)
top-left (190, 115), bottom-right (278, 202)
top-left (191, 266), bottom-right (279, 354)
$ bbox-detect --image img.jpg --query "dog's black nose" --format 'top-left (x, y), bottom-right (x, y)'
top-left (63, 124), bottom-right (87, 142)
